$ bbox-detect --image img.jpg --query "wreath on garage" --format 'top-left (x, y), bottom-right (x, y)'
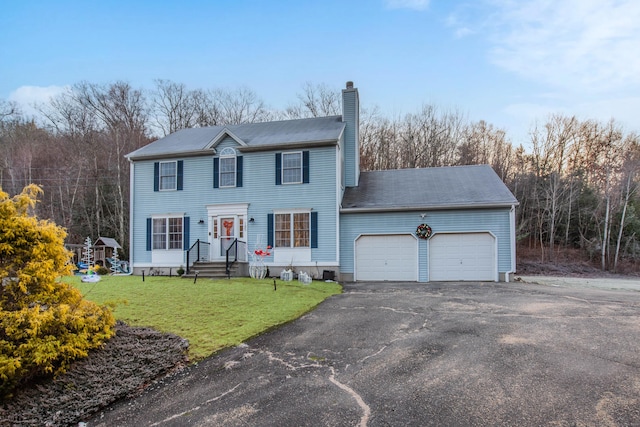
top-left (416, 223), bottom-right (432, 239)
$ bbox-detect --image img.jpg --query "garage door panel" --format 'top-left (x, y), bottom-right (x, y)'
top-left (429, 233), bottom-right (496, 281)
top-left (356, 235), bottom-right (417, 281)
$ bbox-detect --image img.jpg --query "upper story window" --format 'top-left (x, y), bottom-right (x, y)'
top-left (276, 151), bottom-right (308, 185)
top-left (282, 152), bottom-right (302, 184)
top-left (214, 148), bottom-right (243, 188)
top-left (154, 160), bottom-right (183, 192)
top-left (159, 161), bottom-right (177, 190)
top-left (219, 147), bottom-right (237, 188)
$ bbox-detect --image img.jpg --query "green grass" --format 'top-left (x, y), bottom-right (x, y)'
top-left (67, 275), bottom-right (342, 360)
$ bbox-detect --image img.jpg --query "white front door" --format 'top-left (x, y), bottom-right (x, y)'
top-left (216, 216), bottom-right (237, 259)
top-left (207, 203), bottom-right (249, 260)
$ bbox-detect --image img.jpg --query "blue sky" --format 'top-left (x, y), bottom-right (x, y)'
top-left (2, 0), bottom-right (639, 146)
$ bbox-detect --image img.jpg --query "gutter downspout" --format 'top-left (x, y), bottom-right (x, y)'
top-left (506, 204), bottom-right (517, 282)
top-left (123, 159), bottom-right (134, 276)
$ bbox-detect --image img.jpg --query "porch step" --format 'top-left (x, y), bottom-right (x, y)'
top-left (182, 261), bottom-right (248, 279)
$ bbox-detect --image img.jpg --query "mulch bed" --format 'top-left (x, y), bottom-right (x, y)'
top-left (0, 321), bottom-right (189, 427)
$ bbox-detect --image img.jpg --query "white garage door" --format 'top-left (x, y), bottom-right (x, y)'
top-left (429, 233), bottom-right (496, 281)
top-left (356, 234), bottom-right (418, 281)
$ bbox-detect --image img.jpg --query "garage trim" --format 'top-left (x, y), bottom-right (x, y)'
top-left (428, 231), bottom-right (498, 282)
top-left (354, 233), bottom-right (419, 282)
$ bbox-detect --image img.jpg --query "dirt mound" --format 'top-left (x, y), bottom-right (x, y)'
top-left (516, 260), bottom-right (607, 277)
top-left (516, 244), bottom-right (640, 278)
top-left (0, 321), bottom-right (189, 427)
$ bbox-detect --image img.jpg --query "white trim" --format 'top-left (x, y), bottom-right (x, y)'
top-left (151, 212), bottom-right (185, 218)
top-left (274, 247), bottom-right (311, 264)
top-left (129, 160), bottom-right (135, 269)
top-left (220, 147), bottom-right (236, 156)
top-left (205, 127), bottom-right (247, 149)
top-left (272, 207), bottom-right (311, 214)
top-left (509, 204), bottom-right (517, 277)
top-left (206, 203), bottom-right (249, 216)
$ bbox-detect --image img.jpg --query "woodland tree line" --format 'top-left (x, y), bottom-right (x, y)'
top-left (1, 81), bottom-right (638, 272)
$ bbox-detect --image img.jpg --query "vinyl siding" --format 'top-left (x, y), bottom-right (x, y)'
top-left (342, 89), bottom-right (359, 188)
top-left (340, 209), bottom-right (513, 282)
top-left (131, 144), bottom-right (339, 267)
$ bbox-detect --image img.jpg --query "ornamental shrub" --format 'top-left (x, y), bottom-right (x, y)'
top-left (0, 185), bottom-right (115, 398)
top-left (96, 266), bottom-right (110, 276)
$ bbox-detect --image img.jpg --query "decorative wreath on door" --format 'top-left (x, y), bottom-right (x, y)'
top-left (416, 223), bottom-right (432, 239)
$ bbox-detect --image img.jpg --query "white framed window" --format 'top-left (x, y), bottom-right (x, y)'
top-left (152, 217), bottom-right (183, 250)
top-left (282, 152), bottom-right (302, 184)
top-left (275, 211), bottom-right (310, 248)
top-left (159, 161), bottom-right (177, 191)
top-left (219, 147), bottom-right (236, 188)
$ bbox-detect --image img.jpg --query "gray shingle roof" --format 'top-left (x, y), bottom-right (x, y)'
top-left (127, 116), bottom-right (345, 160)
top-left (342, 165), bottom-right (518, 211)
top-left (94, 237), bottom-right (122, 249)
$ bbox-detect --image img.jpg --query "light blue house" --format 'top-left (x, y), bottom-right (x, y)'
top-left (126, 82), bottom-right (518, 282)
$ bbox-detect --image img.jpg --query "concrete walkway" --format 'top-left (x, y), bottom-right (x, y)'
top-left (89, 280), bottom-right (640, 426)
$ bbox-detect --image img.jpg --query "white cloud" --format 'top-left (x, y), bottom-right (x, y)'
top-left (485, 0), bottom-right (640, 92)
top-left (8, 85), bottom-right (69, 119)
top-left (9, 85), bottom-right (68, 107)
top-left (454, 27), bottom-right (473, 38)
top-left (385, 0), bottom-right (430, 11)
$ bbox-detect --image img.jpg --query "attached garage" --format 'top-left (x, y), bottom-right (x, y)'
top-left (355, 234), bottom-right (418, 281)
top-left (429, 232), bottom-right (496, 281)
top-left (340, 165), bottom-right (518, 282)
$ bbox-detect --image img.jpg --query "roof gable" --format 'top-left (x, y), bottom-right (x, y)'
top-left (94, 236), bottom-right (122, 249)
top-left (205, 127), bottom-right (247, 150)
top-left (342, 165), bottom-right (518, 211)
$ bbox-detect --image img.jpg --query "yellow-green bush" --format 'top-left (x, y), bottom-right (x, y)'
top-left (0, 185), bottom-right (115, 398)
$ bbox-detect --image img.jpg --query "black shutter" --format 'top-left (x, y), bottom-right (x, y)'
top-left (183, 217), bottom-right (190, 250)
top-left (275, 153), bottom-right (282, 185)
top-left (153, 162), bottom-right (159, 192)
top-left (236, 156), bottom-right (243, 187)
top-left (177, 160), bottom-right (183, 191)
top-left (311, 211), bottom-right (318, 248)
top-left (303, 151), bottom-right (310, 184)
top-left (213, 157), bottom-right (219, 188)
top-left (267, 213), bottom-right (274, 248)
top-left (146, 218), bottom-right (152, 251)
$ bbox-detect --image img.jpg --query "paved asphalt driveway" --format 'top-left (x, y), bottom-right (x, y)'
top-left (90, 281), bottom-right (640, 426)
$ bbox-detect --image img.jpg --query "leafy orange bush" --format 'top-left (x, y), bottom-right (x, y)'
top-left (0, 185), bottom-right (115, 398)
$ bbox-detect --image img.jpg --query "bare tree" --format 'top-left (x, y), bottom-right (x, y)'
top-left (285, 82), bottom-right (342, 119)
top-left (0, 100), bottom-right (21, 123)
top-left (614, 138), bottom-right (639, 271)
top-left (214, 86), bottom-right (272, 124)
top-left (151, 79), bottom-right (201, 136)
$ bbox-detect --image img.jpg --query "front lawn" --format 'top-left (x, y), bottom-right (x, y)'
top-left (68, 275), bottom-right (342, 360)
